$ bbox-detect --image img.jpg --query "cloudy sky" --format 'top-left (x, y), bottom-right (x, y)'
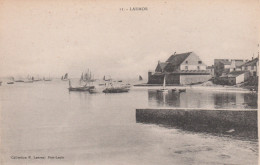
top-left (0, 0), bottom-right (258, 79)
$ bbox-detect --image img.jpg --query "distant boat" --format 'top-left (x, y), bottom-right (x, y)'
top-left (103, 86), bottom-right (130, 93)
top-left (68, 80), bottom-right (94, 92)
top-left (15, 79), bottom-right (24, 82)
top-left (61, 73), bottom-right (69, 81)
top-left (178, 89), bottom-right (186, 93)
top-left (7, 77), bottom-right (15, 84)
top-left (43, 75), bottom-right (52, 81)
top-left (24, 75), bottom-right (34, 83)
top-left (0, 81), bottom-right (2, 86)
top-left (102, 81), bottom-right (130, 93)
top-left (139, 75), bottom-right (143, 81)
top-left (157, 75), bottom-right (168, 93)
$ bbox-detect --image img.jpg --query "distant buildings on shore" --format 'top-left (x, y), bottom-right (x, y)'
top-left (148, 51), bottom-right (259, 86)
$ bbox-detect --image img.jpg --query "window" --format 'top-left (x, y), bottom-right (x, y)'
top-left (185, 66), bottom-right (188, 70)
top-left (245, 66), bottom-right (247, 70)
top-left (186, 61), bottom-right (188, 64)
top-left (251, 66), bottom-right (254, 70)
top-left (198, 61), bottom-right (202, 64)
top-left (197, 66), bottom-right (200, 70)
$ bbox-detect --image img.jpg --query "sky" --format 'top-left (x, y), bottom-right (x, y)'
top-left (0, 0), bottom-right (259, 79)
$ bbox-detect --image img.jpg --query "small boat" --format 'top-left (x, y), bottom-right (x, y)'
top-left (89, 87), bottom-right (101, 94)
top-left (7, 77), bottom-right (15, 84)
top-left (178, 89), bottom-right (186, 93)
top-left (15, 80), bottom-right (24, 82)
top-left (139, 75), bottom-right (143, 81)
top-left (43, 76), bottom-right (52, 81)
top-left (61, 73), bottom-right (69, 81)
top-left (172, 88), bottom-right (177, 92)
top-left (0, 81), bottom-right (2, 86)
top-left (157, 75), bottom-right (168, 93)
top-left (25, 79), bottom-right (33, 83)
top-left (103, 87), bottom-right (130, 93)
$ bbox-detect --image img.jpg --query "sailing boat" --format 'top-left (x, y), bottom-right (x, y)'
top-left (68, 70), bottom-right (94, 92)
top-left (7, 77), bottom-right (15, 84)
top-left (24, 75), bottom-right (33, 83)
top-left (139, 75), bottom-right (143, 81)
top-left (44, 75), bottom-right (52, 81)
top-left (157, 75), bottom-right (168, 93)
top-left (61, 73), bottom-right (69, 81)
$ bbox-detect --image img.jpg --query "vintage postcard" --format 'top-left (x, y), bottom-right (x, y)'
top-left (0, 0), bottom-right (259, 165)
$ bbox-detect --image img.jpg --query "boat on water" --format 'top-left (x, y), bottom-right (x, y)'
top-left (102, 81), bottom-right (131, 93)
top-left (157, 75), bottom-right (168, 93)
top-left (61, 73), bottom-right (69, 81)
top-left (139, 75), bottom-right (143, 81)
top-left (24, 75), bottom-right (34, 83)
top-left (7, 77), bottom-right (15, 85)
top-left (103, 86), bottom-right (130, 93)
top-left (68, 80), bottom-right (94, 91)
top-left (0, 81), bottom-right (2, 86)
top-left (15, 80), bottom-right (24, 82)
top-left (178, 89), bottom-right (186, 93)
top-left (43, 76), bottom-right (52, 81)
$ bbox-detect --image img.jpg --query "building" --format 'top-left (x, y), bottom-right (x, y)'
top-left (148, 52), bottom-right (211, 85)
top-left (214, 59), bottom-right (248, 77)
top-left (227, 71), bottom-right (250, 85)
top-left (229, 59), bottom-right (247, 72)
top-left (240, 57), bottom-right (259, 76)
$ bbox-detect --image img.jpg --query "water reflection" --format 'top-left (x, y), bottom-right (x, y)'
top-left (148, 89), bottom-right (258, 109)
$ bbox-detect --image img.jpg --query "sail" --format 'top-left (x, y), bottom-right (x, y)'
top-left (163, 75), bottom-right (166, 89)
top-left (139, 75), bottom-right (143, 81)
top-left (64, 73), bottom-right (68, 79)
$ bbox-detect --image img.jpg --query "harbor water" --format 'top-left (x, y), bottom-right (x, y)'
top-left (0, 80), bottom-right (258, 165)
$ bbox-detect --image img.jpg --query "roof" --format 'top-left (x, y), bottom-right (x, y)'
top-left (241, 58), bottom-right (258, 67)
top-left (166, 52), bottom-right (192, 65)
top-left (221, 61), bottom-right (231, 65)
top-left (228, 71), bottom-right (247, 77)
top-left (234, 61), bottom-right (245, 67)
top-left (158, 62), bottom-right (168, 70)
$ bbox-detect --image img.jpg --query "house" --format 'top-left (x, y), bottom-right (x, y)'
top-left (219, 71), bottom-right (250, 85)
top-left (240, 57), bottom-right (259, 76)
top-left (214, 59), bottom-right (231, 77)
top-left (227, 71), bottom-right (250, 85)
top-left (148, 52), bottom-right (211, 85)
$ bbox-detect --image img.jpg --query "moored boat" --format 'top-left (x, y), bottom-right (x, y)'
top-left (179, 89), bottom-right (186, 93)
top-left (68, 80), bottom-right (94, 92)
top-left (103, 87), bottom-right (130, 93)
top-left (157, 75), bottom-right (168, 93)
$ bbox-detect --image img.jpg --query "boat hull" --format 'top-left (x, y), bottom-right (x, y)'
top-left (68, 86), bottom-right (94, 92)
top-left (103, 87), bottom-right (130, 93)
